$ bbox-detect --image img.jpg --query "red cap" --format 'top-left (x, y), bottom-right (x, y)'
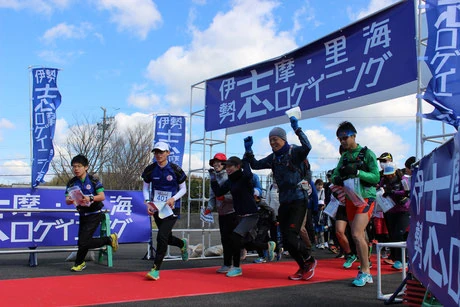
top-left (209, 153), bottom-right (227, 167)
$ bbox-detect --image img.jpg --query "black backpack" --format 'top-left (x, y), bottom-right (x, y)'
top-left (341, 146), bottom-right (373, 187)
top-left (272, 145), bottom-right (312, 183)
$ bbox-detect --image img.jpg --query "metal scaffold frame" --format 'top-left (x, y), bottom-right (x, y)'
top-left (187, 80), bottom-right (227, 228)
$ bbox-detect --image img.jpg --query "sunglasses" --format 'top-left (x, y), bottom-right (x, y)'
top-left (337, 136), bottom-right (349, 142)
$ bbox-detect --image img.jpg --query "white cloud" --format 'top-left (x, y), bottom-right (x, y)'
top-left (0, 118), bottom-right (14, 129)
top-left (41, 22), bottom-right (93, 44)
top-left (182, 152), bottom-right (205, 174)
top-left (347, 0), bottom-right (399, 21)
top-left (292, 1), bottom-right (321, 37)
top-left (320, 95), bottom-right (418, 127)
top-left (95, 0), bottom-right (162, 40)
top-left (37, 49), bottom-right (85, 65)
top-left (127, 84), bottom-right (162, 110)
top-left (0, 160), bottom-right (30, 185)
top-left (0, 118), bottom-right (14, 142)
top-left (145, 0), bottom-right (297, 108)
top-left (359, 125), bottom-right (410, 167)
top-left (0, 0), bottom-right (72, 15)
top-left (53, 118), bottom-right (69, 146)
top-left (114, 112), bottom-right (154, 133)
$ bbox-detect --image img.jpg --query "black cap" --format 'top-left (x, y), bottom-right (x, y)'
top-left (405, 156), bottom-right (416, 169)
top-left (377, 152), bottom-right (393, 161)
top-left (223, 156), bottom-right (242, 166)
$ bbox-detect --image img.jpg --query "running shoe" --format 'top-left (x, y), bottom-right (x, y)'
top-left (301, 258), bottom-right (317, 281)
top-left (181, 238), bottom-right (189, 261)
top-left (216, 265), bottom-right (232, 273)
top-left (343, 254), bottom-right (357, 269)
top-left (392, 261), bottom-right (406, 270)
top-left (71, 261), bottom-right (86, 272)
top-left (110, 233), bottom-right (119, 252)
top-left (267, 241), bottom-right (276, 262)
top-left (253, 257), bottom-right (267, 264)
top-left (288, 268), bottom-right (304, 280)
top-left (226, 267), bottom-right (242, 277)
top-left (146, 268), bottom-right (160, 280)
top-left (352, 271), bottom-right (373, 287)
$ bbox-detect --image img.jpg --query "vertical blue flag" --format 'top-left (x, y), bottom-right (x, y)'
top-left (31, 68), bottom-right (61, 188)
top-left (423, 1), bottom-right (460, 129)
top-left (154, 115), bottom-right (186, 167)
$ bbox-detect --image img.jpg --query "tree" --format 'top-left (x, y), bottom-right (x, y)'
top-left (50, 115), bottom-right (116, 186)
top-left (104, 122), bottom-right (153, 190)
top-left (49, 114), bottom-right (154, 190)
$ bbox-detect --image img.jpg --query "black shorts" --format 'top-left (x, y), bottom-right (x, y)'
top-left (335, 205), bottom-right (348, 222)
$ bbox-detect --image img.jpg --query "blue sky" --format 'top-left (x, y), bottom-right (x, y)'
top-left (0, 0), bottom-right (456, 185)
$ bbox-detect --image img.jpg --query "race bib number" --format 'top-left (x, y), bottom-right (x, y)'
top-left (154, 190), bottom-right (172, 203)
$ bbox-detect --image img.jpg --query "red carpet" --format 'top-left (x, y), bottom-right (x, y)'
top-left (2, 256), bottom-right (397, 306)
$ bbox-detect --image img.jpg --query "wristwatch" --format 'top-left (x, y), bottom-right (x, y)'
top-left (89, 195), bottom-right (94, 202)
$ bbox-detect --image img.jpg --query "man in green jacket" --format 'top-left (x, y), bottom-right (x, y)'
top-left (331, 121), bottom-right (380, 287)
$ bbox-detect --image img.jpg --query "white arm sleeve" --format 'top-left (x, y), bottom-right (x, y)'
top-left (143, 182), bottom-right (150, 200)
top-left (172, 181), bottom-right (187, 201)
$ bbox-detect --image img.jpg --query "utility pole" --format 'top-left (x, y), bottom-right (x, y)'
top-left (97, 107), bottom-right (114, 182)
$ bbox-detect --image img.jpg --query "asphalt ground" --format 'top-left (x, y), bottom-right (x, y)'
top-left (0, 241), bottom-right (405, 307)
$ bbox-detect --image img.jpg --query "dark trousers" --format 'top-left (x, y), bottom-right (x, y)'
top-left (384, 211), bottom-right (410, 262)
top-left (153, 213), bottom-right (184, 270)
top-left (269, 217), bottom-right (282, 252)
top-left (219, 212), bottom-right (238, 267)
top-left (229, 214), bottom-right (259, 268)
top-left (305, 208), bottom-right (315, 247)
top-left (76, 212), bottom-right (110, 265)
top-left (278, 199), bottom-right (312, 268)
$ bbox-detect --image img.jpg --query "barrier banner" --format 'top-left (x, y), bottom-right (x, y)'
top-left (204, 0), bottom-right (417, 133)
top-left (0, 188), bottom-right (151, 248)
top-left (407, 131), bottom-right (460, 307)
top-left (31, 68), bottom-right (62, 188)
top-left (154, 115), bottom-right (186, 167)
top-left (423, 0), bottom-right (460, 129)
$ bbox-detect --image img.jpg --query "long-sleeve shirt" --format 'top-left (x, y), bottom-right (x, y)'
top-left (378, 172), bottom-right (410, 213)
top-left (207, 169), bottom-right (235, 216)
top-left (246, 128), bottom-right (312, 204)
top-left (210, 159), bottom-right (258, 216)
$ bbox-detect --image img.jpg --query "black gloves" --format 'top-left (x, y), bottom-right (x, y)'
top-left (339, 164), bottom-right (358, 177)
top-left (333, 177), bottom-right (344, 186)
top-left (383, 188), bottom-right (393, 198)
